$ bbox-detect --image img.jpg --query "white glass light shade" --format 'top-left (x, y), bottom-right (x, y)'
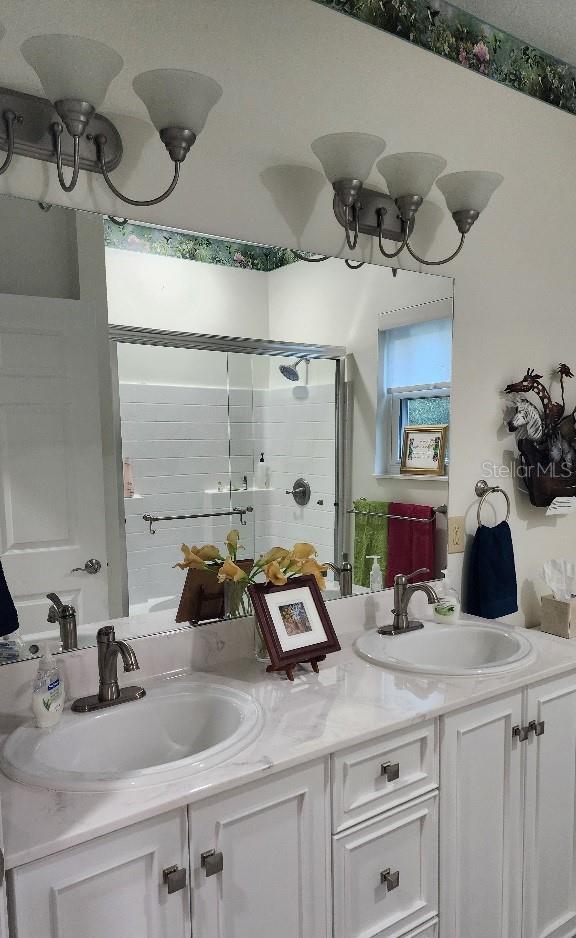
top-left (133, 69), bottom-right (222, 135)
top-left (377, 152), bottom-right (447, 199)
top-left (311, 132), bottom-right (385, 183)
top-left (21, 35), bottom-right (123, 108)
top-left (436, 170), bottom-right (503, 213)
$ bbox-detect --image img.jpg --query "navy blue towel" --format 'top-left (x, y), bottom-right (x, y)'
top-left (466, 521), bottom-right (518, 619)
top-left (0, 560), bottom-right (19, 637)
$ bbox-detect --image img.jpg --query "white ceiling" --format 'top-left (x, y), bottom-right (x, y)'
top-left (453, 0), bottom-right (576, 67)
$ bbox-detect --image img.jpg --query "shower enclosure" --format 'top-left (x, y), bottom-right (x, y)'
top-left (109, 326), bottom-right (346, 617)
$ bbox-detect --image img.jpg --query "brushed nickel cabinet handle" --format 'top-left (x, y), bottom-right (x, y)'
top-left (380, 867), bottom-right (400, 890)
top-left (512, 725), bottom-right (529, 742)
top-left (201, 849), bottom-right (224, 877)
top-left (528, 720), bottom-right (545, 737)
top-left (380, 761), bottom-right (400, 782)
top-left (162, 865), bottom-right (187, 894)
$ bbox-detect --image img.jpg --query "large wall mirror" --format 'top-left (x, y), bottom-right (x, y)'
top-left (0, 196), bottom-right (453, 660)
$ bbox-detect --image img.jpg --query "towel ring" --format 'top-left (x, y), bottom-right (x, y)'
top-left (475, 480), bottom-right (511, 527)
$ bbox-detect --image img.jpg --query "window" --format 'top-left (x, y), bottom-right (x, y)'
top-left (376, 316), bottom-right (452, 475)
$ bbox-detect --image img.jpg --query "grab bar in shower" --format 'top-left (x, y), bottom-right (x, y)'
top-left (143, 506), bottom-right (254, 535)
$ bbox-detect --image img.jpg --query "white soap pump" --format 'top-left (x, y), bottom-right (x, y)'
top-left (367, 556), bottom-right (383, 592)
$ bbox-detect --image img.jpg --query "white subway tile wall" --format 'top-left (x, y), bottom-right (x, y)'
top-left (120, 380), bottom-right (336, 614)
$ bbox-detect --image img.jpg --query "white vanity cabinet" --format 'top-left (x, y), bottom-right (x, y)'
top-left (7, 809), bottom-right (191, 938)
top-left (441, 671), bottom-right (576, 938)
top-left (189, 760), bottom-right (330, 938)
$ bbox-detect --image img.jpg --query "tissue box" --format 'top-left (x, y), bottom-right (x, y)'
top-left (541, 594), bottom-right (576, 639)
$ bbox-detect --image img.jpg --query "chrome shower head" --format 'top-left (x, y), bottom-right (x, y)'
top-left (279, 356), bottom-right (309, 382)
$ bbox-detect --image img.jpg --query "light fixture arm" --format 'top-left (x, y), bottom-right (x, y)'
top-left (95, 133), bottom-right (183, 207)
top-left (52, 123), bottom-right (81, 192)
top-left (0, 110), bottom-right (20, 176)
top-left (377, 208), bottom-right (408, 259)
top-left (405, 232), bottom-right (466, 267)
top-left (344, 203), bottom-right (359, 250)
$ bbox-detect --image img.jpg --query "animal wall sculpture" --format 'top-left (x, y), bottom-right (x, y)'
top-left (504, 364), bottom-right (576, 506)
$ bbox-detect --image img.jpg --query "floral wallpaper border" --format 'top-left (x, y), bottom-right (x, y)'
top-left (312, 0), bottom-right (576, 117)
top-left (104, 219), bottom-right (298, 272)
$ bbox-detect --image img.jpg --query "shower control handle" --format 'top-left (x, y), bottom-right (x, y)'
top-left (286, 478), bottom-right (311, 506)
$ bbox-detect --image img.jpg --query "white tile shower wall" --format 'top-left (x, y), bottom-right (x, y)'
top-left (120, 382), bottom-right (256, 611)
top-left (253, 383), bottom-right (336, 565)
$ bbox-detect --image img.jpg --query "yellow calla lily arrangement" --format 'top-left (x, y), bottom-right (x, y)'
top-left (174, 531), bottom-right (328, 592)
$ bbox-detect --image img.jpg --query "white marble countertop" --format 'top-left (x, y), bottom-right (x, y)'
top-left (3, 616), bottom-right (576, 870)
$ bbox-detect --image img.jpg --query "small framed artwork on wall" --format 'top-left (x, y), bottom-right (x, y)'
top-left (401, 425), bottom-right (448, 476)
top-left (248, 574), bottom-right (341, 680)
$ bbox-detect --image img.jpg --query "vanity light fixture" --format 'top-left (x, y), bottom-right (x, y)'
top-left (311, 133), bottom-right (503, 267)
top-left (0, 34), bottom-right (222, 206)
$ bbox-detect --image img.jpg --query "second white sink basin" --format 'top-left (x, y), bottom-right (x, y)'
top-left (1, 681), bottom-right (263, 792)
top-left (355, 621), bottom-right (534, 676)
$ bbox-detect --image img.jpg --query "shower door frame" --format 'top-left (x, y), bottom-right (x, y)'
top-left (108, 324), bottom-right (347, 617)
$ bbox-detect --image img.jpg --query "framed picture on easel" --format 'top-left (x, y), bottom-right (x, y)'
top-left (248, 574), bottom-right (340, 681)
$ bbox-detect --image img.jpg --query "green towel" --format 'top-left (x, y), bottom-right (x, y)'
top-left (353, 499), bottom-right (389, 588)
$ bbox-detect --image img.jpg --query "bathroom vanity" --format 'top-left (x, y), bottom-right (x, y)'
top-left (0, 595), bottom-right (576, 938)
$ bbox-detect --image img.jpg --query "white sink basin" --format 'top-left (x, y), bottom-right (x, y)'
top-left (1, 681), bottom-right (263, 792)
top-left (355, 621), bottom-right (534, 676)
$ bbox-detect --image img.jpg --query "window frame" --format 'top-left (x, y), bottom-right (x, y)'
top-left (383, 381), bottom-right (451, 475)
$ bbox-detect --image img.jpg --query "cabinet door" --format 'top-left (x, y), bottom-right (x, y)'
top-left (8, 810), bottom-right (190, 938)
top-left (440, 691), bottom-right (523, 938)
top-left (190, 760), bottom-right (330, 938)
top-left (0, 806), bottom-right (8, 938)
top-left (523, 673), bottom-right (576, 938)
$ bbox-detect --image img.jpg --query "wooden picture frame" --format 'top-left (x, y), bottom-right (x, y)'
top-left (400, 424), bottom-right (448, 476)
top-left (248, 574), bottom-right (341, 680)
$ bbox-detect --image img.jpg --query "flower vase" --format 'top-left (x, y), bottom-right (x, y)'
top-left (224, 580), bottom-right (252, 619)
top-left (253, 621), bottom-right (270, 664)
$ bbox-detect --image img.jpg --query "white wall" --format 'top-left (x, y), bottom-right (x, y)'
top-left (3, 0), bottom-right (576, 624)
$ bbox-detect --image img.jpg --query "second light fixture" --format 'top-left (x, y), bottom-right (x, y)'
top-left (311, 132), bottom-right (502, 267)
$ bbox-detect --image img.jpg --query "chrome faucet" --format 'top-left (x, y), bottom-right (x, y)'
top-left (72, 625), bottom-right (146, 713)
top-left (378, 568), bottom-right (439, 636)
top-left (46, 593), bottom-right (78, 651)
top-left (326, 553), bottom-right (353, 598)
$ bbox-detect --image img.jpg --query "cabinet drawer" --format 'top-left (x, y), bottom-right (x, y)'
top-left (332, 721), bottom-right (437, 832)
top-left (333, 792), bottom-right (438, 938)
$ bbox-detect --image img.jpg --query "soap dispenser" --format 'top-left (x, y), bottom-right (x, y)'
top-left (367, 556), bottom-right (383, 592)
top-left (433, 569), bottom-right (461, 623)
top-left (32, 641), bottom-right (65, 729)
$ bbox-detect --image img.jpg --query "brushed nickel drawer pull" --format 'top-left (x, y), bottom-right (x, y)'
top-left (162, 865), bottom-right (187, 894)
top-left (201, 849), bottom-right (224, 877)
top-left (380, 867), bottom-right (400, 890)
top-left (380, 761), bottom-right (400, 781)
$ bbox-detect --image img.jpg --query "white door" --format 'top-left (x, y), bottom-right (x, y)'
top-left (523, 673), bottom-right (576, 938)
top-left (0, 291), bottom-right (109, 637)
top-left (8, 810), bottom-right (190, 938)
top-left (440, 691), bottom-right (523, 938)
top-left (190, 760), bottom-right (330, 938)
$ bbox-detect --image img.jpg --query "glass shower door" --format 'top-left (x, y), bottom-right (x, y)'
top-left (116, 342), bottom-right (236, 617)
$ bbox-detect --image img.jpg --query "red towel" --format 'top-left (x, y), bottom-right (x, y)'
top-left (386, 503), bottom-right (436, 587)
